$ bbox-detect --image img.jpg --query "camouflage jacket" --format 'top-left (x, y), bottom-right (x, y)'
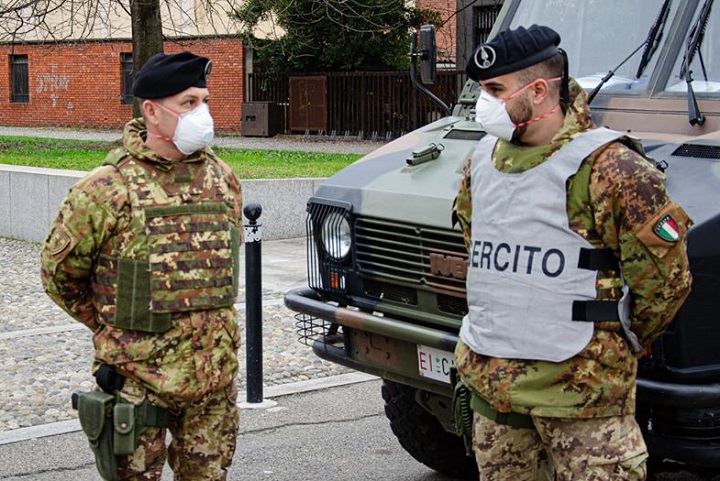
top-left (41, 119), bottom-right (243, 402)
top-left (453, 79), bottom-right (692, 418)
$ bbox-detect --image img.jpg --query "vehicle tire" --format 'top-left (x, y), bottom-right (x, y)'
top-left (645, 456), bottom-right (663, 481)
top-left (381, 379), bottom-right (478, 480)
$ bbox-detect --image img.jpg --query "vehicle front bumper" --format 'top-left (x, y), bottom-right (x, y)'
top-left (284, 287), bottom-right (458, 396)
top-left (285, 287), bottom-right (720, 468)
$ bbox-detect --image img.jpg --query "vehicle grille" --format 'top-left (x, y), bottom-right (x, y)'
top-left (354, 217), bottom-right (467, 296)
top-left (672, 143), bottom-right (720, 159)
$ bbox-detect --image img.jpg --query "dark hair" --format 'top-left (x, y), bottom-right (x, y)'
top-left (516, 52), bottom-right (564, 100)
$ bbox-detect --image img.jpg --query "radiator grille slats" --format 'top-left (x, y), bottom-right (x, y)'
top-left (355, 217), bottom-right (467, 294)
top-left (305, 199), bottom-right (468, 311)
top-left (355, 246), bottom-right (426, 276)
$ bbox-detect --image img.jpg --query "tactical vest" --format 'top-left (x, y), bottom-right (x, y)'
top-left (460, 128), bottom-right (639, 362)
top-left (91, 151), bottom-right (240, 333)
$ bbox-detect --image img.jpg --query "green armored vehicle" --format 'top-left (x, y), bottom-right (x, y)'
top-left (285, 0), bottom-right (720, 478)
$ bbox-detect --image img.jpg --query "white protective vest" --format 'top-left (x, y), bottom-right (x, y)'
top-left (459, 128), bottom-right (628, 362)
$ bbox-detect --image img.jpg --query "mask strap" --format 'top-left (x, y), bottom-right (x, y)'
top-left (514, 104), bottom-right (560, 129)
top-left (148, 132), bottom-right (173, 142)
top-left (147, 101), bottom-right (178, 142)
top-left (151, 101), bottom-right (180, 118)
top-left (503, 82), bottom-right (535, 102)
top-left (512, 76), bottom-right (563, 128)
top-left (503, 76), bottom-right (563, 102)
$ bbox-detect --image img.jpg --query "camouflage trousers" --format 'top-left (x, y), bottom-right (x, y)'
top-left (472, 411), bottom-right (648, 481)
top-left (115, 378), bottom-right (240, 481)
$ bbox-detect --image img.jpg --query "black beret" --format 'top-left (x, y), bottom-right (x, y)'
top-left (466, 25), bottom-right (560, 82)
top-left (132, 51), bottom-right (212, 99)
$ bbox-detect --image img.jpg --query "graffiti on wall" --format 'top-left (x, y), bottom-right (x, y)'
top-left (35, 66), bottom-right (70, 108)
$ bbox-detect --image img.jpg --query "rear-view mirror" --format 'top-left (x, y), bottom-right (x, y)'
top-left (420, 24), bottom-right (437, 85)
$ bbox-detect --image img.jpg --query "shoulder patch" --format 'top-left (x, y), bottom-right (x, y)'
top-left (654, 215), bottom-right (679, 242)
top-left (102, 148), bottom-right (129, 167)
top-left (635, 202), bottom-right (690, 258)
top-left (47, 227), bottom-right (72, 255)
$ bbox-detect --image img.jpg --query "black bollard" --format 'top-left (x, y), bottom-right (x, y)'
top-left (243, 203), bottom-right (263, 403)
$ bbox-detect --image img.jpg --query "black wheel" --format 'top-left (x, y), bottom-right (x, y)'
top-left (645, 456), bottom-right (663, 481)
top-left (636, 405), bottom-right (662, 480)
top-left (381, 379), bottom-right (478, 480)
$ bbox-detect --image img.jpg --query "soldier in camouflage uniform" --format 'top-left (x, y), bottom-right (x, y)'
top-left (453, 26), bottom-right (692, 481)
top-left (41, 51), bottom-right (242, 481)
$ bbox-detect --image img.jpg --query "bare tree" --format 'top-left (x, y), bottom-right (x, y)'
top-left (0, 1), bottom-right (244, 116)
top-left (131, 0), bottom-right (164, 117)
top-left (0, 1), bottom-right (243, 41)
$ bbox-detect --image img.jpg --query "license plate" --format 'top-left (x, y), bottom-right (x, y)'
top-left (417, 345), bottom-right (455, 384)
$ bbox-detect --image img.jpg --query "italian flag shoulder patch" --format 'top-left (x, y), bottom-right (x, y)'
top-left (654, 214), bottom-right (680, 242)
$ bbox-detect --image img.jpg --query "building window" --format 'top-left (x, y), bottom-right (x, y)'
top-left (473, 4), bottom-right (503, 46)
top-left (121, 53), bottom-right (134, 104)
top-left (10, 55), bottom-right (29, 103)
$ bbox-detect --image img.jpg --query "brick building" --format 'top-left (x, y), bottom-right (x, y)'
top-left (0, 37), bottom-right (245, 132)
top-left (0, 1), bottom-right (250, 132)
top-left (415, 0), bottom-right (504, 67)
top-left (416, 0), bottom-right (459, 65)
top-left (0, 1), bottom-right (502, 132)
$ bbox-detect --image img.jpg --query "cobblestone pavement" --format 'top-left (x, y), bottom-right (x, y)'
top-left (0, 236), bottom-right (350, 433)
top-left (0, 125), bottom-right (370, 434)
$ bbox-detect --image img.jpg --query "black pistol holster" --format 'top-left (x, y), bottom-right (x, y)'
top-left (72, 365), bottom-right (170, 481)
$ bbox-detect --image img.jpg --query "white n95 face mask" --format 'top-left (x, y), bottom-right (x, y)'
top-left (172, 102), bottom-right (215, 155)
top-left (474, 89), bottom-right (516, 141)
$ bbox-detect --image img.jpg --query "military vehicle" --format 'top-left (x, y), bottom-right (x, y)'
top-left (284, 0), bottom-right (720, 478)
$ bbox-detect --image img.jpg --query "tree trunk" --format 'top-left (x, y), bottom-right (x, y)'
top-left (131, 0), bottom-right (164, 118)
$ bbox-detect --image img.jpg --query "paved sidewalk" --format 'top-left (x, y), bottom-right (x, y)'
top-left (0, 236), bottom-right (354, 440)
top-left (0, 378), bottom-right (431, 481)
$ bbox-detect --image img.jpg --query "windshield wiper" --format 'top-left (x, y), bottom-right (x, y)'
top-left (636, 0), bottom-right (672, 78)
top-left (588, 0), bottom-right (672, 104)
top-left (680, 0), bottom-right (713, 125)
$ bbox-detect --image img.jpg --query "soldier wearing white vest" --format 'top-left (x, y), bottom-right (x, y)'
top-left (453, 25), bottom-right (692, 481)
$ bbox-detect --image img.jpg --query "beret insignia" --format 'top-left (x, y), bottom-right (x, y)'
top-left (474, 46), bottom-right (497, 70)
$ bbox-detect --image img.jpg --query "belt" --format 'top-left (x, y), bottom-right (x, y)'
top-left (94, 364), bottom-right (169, 428)
top-left (471, 393), bottom-right (534, 429)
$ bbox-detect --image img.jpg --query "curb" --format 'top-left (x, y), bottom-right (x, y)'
top-left (0, 372), bottom-right (377, 446)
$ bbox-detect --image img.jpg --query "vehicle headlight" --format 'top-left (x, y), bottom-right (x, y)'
top-left (321, 212), bottom-right (352, 260)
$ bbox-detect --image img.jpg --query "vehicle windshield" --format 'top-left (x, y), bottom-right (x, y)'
top-left (664, 0), bottom-right (720, 94)
top-left (509, 0), bottom-right (680, 94)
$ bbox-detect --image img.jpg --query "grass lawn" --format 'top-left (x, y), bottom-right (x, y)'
top-left (0, 136), bottom-right (363, 179)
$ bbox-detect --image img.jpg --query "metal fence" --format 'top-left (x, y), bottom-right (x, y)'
top-left (247, 70), bottom-right (466, 139)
